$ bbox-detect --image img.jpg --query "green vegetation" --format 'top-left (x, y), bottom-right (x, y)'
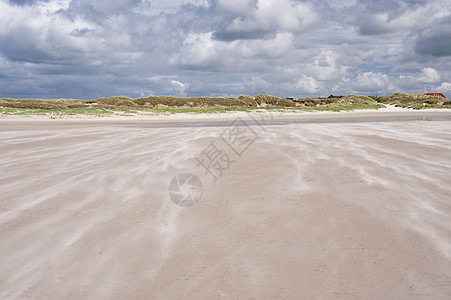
top-left (374, 93), bottom-right (449, 108)
top-left (0, 93), bottom-right (448, 117)
top-left (0, 104), bottom-right (384, 117)
top-left (0, 94), bottom-right (380, 109)
top-left (285, 104), bottom-right (384, 111)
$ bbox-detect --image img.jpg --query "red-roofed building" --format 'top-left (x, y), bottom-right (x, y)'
top-left (425, 93), bottom-right (446, 99)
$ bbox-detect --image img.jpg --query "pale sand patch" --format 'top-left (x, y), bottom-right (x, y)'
top-left (0, 113), bottom-right (450, 299)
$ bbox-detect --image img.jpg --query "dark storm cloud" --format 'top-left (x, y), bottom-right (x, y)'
top-left (0, 0), bottom-right (450, 99)
top-left (63, 0), bottom-right (142, 21)
top-left (414, 17), bottom-right (451, 57)
top-left (70, 27), bottom-right (95, 37)
top-left (213, 29), bottom-right (272, 41)
top-left (356, 0), bottom-right (427, 15)
top-left (350, 0), bottom-right (430, 35)
top-left (8, 0), bottom-right (48, 6)
top-left (212, 0), bottom-right (317, 42)
top-left (356, 17), bottom-right (392, 36)
top-left (0, 33), bottom-right (55, 63)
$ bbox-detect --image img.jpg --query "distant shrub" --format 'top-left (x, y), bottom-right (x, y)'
top-left (254, 95), bottom-right (295, 107)
top-left (293, 95), bottom-right (377, 107)
top-left (133, 96), bottom-right (257, 108)
top-left (237, 95), bottom-right (257, 106)
top-left (387, 93), bottom-right (444, 105)
top-left (277, 98), bottom-right (296, 107)
top-left (294, 98), bottom-right (320, 107)
top-left (66, 103), bottom-right (87, 108)
top-left (116, 100), bottom-right (138, 107)
top-left (340, 95), bottom-right (376, 105)
top-left (375, 96), bottom-right (390, 103)
top-left (134, 96), bottom-right (190, 107)
top-left (93, 96), bottom-right (134, 106)
top-left (0, 99), bottom-right (10, 106)
top-left (424, 99), bottom-right (440, 105)
top-left (255, 95), bottom-right (276, 106)
top-left (213, 98), bottom-right (242, 106)
top-left (443, 101), bottom-right (451, 105)
top-left (0, 98), bottom-right (93, 109)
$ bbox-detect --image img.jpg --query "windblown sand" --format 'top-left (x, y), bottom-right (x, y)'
top-left (1, 112), bottom-right (451, 299)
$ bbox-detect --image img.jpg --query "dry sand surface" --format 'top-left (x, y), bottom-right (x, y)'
top-left (1, 110), bottom-right (451, 299)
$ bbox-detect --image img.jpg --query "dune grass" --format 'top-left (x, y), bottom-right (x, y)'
top-left (374, 93), bottom-right (449, 108)
top-left (0, 94), bottom-right (379, 110)
top-left (0, 93), bottom-right (448, 117)
top-left (0, 104), bottom-right (384, 117)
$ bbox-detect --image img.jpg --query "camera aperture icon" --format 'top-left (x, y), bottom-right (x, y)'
top-left (168, 173), bottom-right (203, 207)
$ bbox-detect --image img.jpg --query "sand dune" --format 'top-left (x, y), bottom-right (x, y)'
top-left (1, 112), bottom-right (451, 299)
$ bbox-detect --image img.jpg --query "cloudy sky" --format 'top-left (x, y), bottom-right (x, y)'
top-left (0, 0), bottom-right (450, 99)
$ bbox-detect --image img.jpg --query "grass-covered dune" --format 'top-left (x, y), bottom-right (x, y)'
top-left (0, 94), bottom-right (378, 109)
top-left (0, 93), bottom-right (449, 116)
top-left (372, 93), bottom-right (451, 109)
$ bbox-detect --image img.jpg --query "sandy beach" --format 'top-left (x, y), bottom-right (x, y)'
top-left (1, 109), bottom-right (451, 299)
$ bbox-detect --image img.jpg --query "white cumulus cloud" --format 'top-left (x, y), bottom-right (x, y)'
top-left (419, 67), bottom-right (441, 83)
top-left (171, 80), bottom-right (190, 95)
